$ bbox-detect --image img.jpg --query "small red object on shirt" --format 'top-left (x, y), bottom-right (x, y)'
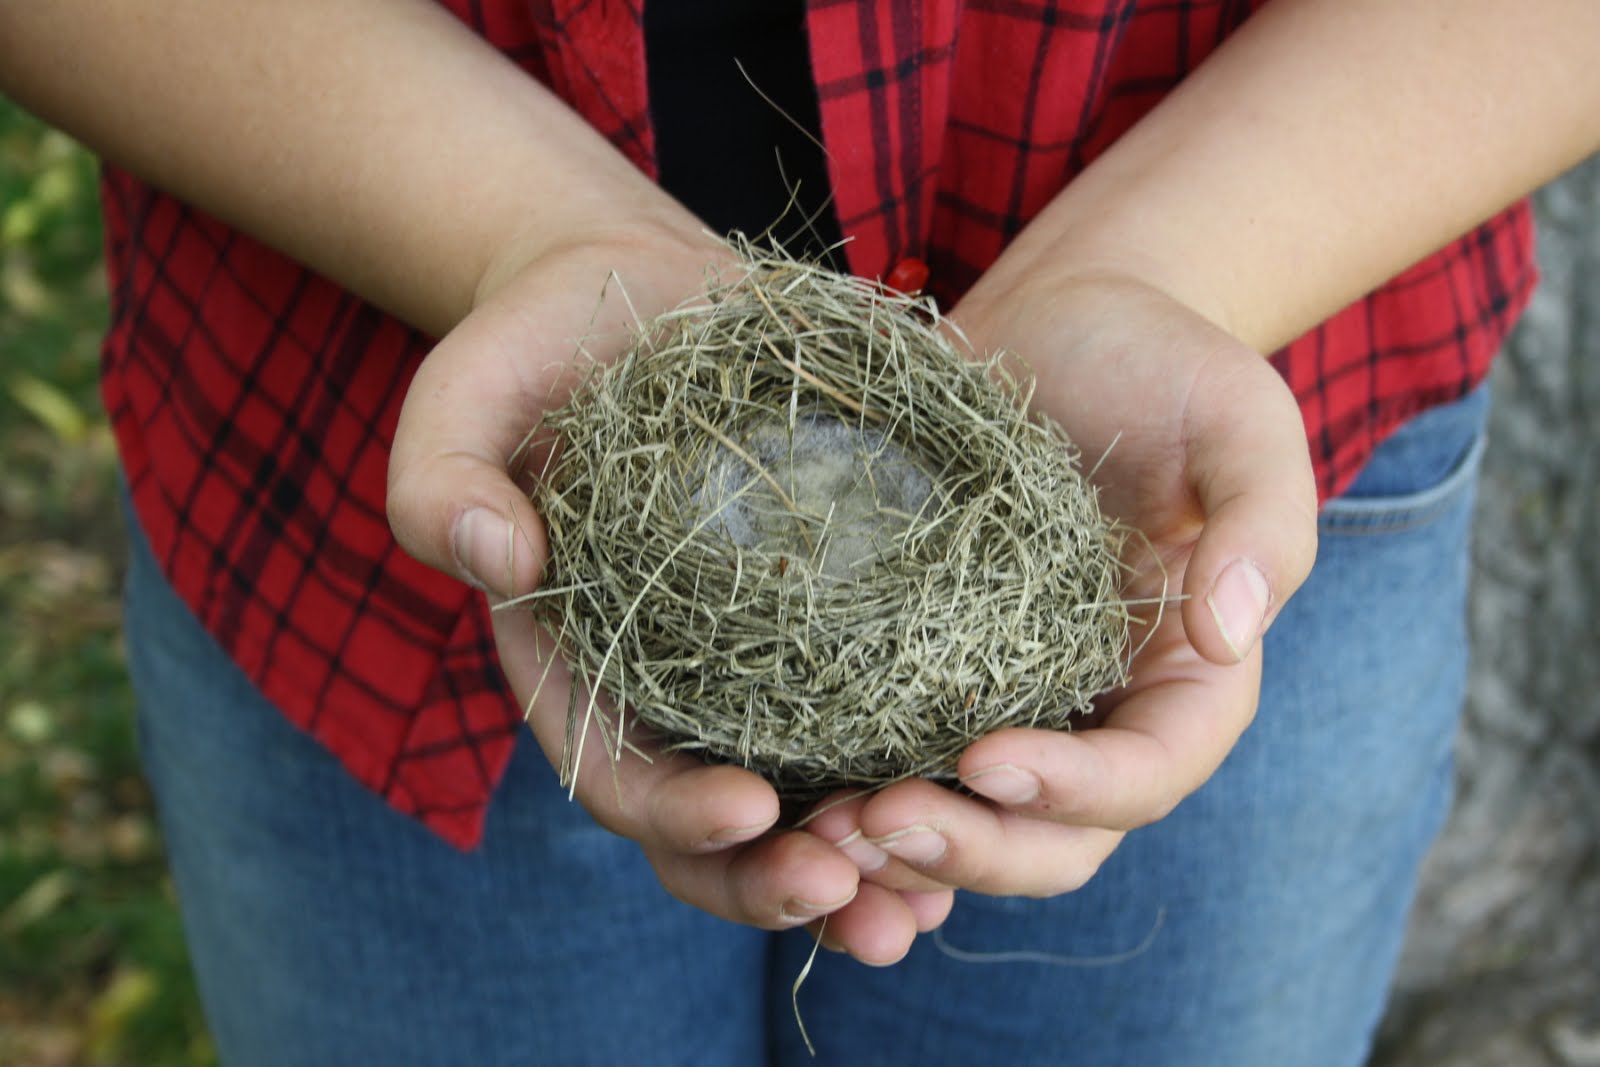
top-left (885, 257), bottom-right (930, 294)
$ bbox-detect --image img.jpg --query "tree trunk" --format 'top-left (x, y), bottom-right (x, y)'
top-left (1373, 157), bottom-right (1600, 1067)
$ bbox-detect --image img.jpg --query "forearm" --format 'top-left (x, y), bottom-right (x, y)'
top-left (0, 1), bottom-right (692, 337)
top-left (971, 0), bottom-right (1600, 353)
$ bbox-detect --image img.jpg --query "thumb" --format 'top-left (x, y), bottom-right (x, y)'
top-left (1179, 368), bottom-right (1319, 665)
top-left (387, 320), bottom-right (549, 600)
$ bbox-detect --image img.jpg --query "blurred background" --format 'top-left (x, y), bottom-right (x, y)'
top-left (0, 98), bottom-right (1595, 1067)
top-left (1, 102), bottom-right (214, 1066)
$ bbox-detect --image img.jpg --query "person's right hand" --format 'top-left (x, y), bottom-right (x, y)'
top-left (386, 224), bottom-right (954, 965)
top-left (794, 267), bottom-right (1318, 932)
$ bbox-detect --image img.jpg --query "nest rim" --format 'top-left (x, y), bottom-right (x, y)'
top-left (516, 246), bottom-right (1135, 798)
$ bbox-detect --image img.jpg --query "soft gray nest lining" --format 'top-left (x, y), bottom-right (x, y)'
top-left (695, 412), bottom-right (935, 580)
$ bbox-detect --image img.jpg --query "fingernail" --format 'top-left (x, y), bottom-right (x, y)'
top-left (451, 507), bottom-right (509, 596)
top-left (779, 888), bottom-right (857, 925)
top-left (961, 764), bottom-right (1041, 806)
top-left (834, 830), bottom-right (890, 873)
top-left (871, 826), bottom-right (947, 866)
top-left (1206, 559), bottom-right (1270, 662)
top-left (696, 822), bottom-right (771, 850)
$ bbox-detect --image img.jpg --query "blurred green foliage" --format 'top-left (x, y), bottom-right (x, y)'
top-left (1, 98), bottom-right (215, 1067)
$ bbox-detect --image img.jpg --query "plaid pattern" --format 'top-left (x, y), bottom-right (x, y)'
top-left (101, 0), bottom-right (1535, 848)
top-left (809, 0), bottom-right (1535, 497)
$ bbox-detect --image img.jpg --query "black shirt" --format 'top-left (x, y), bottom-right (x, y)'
top-left (644, 0), bottom-right (844, 263)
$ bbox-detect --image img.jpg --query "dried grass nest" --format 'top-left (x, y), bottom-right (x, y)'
top-left (519, 247), bottom-right (1134, 798)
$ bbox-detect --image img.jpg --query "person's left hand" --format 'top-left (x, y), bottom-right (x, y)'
top-left (801, 265), bottom-right (1319, 929)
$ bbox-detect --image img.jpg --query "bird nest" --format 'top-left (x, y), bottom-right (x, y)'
top-left (518, 248), bottom-right (1133, 798)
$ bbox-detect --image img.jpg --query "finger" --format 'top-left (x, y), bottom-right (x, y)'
top-left (802, 790), bottom-right (954, 894)
top-left (495, 605), bottom-right (859, 930)
top-left (646, 763), bottom-right (781, 853)
top-left (809, 881), bottom-right (920, 966)
top-left (960, 653), bottom-right (1262, 831)
top-left (809, 890), bottom-right (956, 946)
top-left (490, 606), bottom-right (781, 848)
top-left (901, 888), bottom-right (956, 933)
top-left (387, 248), bottom-right (683, 598)
top-left (1179, 362), bottom-right (1318, 664)
top-left (650, 829), bottom-right (861, 931)
top-left (387, 315), bottom-right (552, 599)
top-left (856, 779), bottom-right (1125, 898)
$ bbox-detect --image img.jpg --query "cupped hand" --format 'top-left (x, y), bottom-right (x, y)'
top-left (387, 226), bottom-right (950, 965)
top-left (804, 268), bottom-right (1318, 904)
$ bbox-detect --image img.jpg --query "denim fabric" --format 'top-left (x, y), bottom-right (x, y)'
top-left (123, 388), bottom-right (1488, 1067)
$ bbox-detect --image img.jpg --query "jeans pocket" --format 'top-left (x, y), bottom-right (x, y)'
top-left (1321, 387), bottom-right (1489, 536)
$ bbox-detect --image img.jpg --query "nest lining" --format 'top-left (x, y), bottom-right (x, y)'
top-left (519, 249), bottom-right (1132, 797)
top-left (695, 411), bottom-right (935, 580)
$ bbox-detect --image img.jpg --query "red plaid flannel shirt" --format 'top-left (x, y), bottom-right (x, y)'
top-left (101, 0), bottom-right (1536, 848)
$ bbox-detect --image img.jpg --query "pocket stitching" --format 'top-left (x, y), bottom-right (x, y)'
top-left (1320, 433), bottom-right (1486, 537)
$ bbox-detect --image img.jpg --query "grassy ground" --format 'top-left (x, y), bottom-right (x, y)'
top-left (0, 101), bottom-right (216, 1067)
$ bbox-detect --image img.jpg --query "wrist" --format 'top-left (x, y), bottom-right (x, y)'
top-left (969, 0), bottom-right (1600, 358)
top-left (955, 241), bottom-right (1253, 365)
top-left (471, 205), bottom-right (721, 317)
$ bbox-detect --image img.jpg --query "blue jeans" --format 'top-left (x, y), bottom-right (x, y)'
top-left (124, 388), bottom-right (1489, 1067)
